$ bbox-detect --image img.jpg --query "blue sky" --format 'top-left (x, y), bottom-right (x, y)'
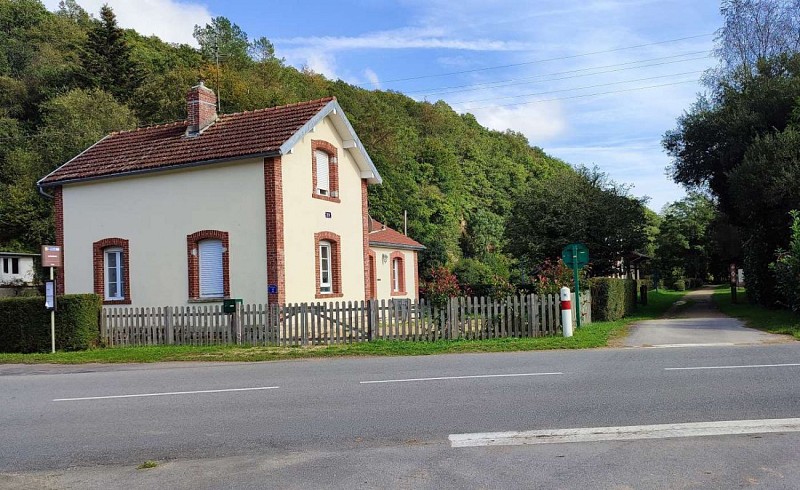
top-left (44, 0), bottom-right (724, 211)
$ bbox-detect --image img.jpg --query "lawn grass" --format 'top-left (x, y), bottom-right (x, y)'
top-left (712, 285), bottom-right (800, 339)
top-left (0, 289), bottom-right (687, 364)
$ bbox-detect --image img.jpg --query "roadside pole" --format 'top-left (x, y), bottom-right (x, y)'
top-left (572, 244), bottom-right (581, 328)
top-left (560, 287), bottom-right (573, 337)
top-left (50, 266), bottom-right (55, 353)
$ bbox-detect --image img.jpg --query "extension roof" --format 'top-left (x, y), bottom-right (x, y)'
top-left (38, 97), bottom-right (382, 187)
top-left (368, 218), bottom-right (425, 251)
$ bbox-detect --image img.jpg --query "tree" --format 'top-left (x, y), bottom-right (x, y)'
top-left (193, 17), bottom-right (251, 68)
top-left (81, 5), bottom-right (142, 100)
top-left (713, 0), bottom-right (800, 77)
top-left (506, 167), bottom-right (648, 277)
top-left (654, 193), bottom-right (718, 285)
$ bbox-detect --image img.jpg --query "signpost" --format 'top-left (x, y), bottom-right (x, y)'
top-left (561, 243), bottom-right (589, 328)
top-left (41, 245), bottom-right (62, 353)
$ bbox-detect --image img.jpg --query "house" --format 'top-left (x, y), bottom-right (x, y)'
top-left (37, 82), bottom-right (424, 307)
top-left (0, 252), bottom-right (38, 291)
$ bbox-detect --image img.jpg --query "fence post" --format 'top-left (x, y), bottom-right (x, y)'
top-left (366, 300), bottom-right (375, 341)
top-left (234, 302), bottom-right (243, 345)
top-left (165, 306), bottom-right (174, 345)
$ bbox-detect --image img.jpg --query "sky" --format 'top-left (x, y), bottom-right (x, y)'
top-left (43, 0), bottom-right (724, 212)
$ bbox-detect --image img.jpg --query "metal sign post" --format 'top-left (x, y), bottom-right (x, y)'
top-left (42, 245), bottom-right (62, 353)
top-left (561, 243), bottom-right (589, 328)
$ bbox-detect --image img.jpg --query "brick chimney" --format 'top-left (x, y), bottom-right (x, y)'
top-left (186, 81), bottom-right (217, 135)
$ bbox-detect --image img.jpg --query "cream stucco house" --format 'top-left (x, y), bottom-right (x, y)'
top-left (37, 83), bottom-right (424, 307)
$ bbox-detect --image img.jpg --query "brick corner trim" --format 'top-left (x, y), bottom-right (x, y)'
top-left (187, 230), bottom-right (230, 300)
top-left (264, 156), bottom-right (285, 305)
top-left (93, 237), bottom-right (131, 305)
top-left (311, 139), bottom-right (341, 203)
top-left (390, 251), bottom-right (407, 296)
top-left (54, 186), bottom-right (65, 295)
top-left (362, 180), bottom-right (372, 300)
top-left (315, 231), bottom-right (343, 299)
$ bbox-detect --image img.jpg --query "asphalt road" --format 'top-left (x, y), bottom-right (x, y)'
top-left (2, 341), bottom-right (800, 488)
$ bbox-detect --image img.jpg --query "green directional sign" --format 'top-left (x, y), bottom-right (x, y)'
top-left (561, 243), bottom-right (589, 269)
top-left (561, 243), bottom-right (589, 328)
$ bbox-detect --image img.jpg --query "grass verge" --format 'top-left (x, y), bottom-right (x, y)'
top-left (0, 290), bottom-right (687, 364)
top-left (712, 286), bottom-right (800, 339)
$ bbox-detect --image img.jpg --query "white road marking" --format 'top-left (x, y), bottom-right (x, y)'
top-left (360, 372), bottom-right (563, 384)
top-left (449, 418), bottom-right (800, 447)
top-left (53, 386), bottom-right (279, 402)
top-left (645, 343), bottom-right (735, 348)
top-left (665, 363), bottom-right (800, 371)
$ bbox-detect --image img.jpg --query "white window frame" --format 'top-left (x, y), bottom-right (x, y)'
top-left (315, 149), bottom-right (330, 196)
top-left (319, 240), bottom-right (332, 294)
top-left (198, 239), bottom-right (224, 298)
top-left (104, 247), bottom-right (124, 301)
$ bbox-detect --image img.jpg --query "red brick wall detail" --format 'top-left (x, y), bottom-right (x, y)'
top-left (361, 179), bottom-right (371, 300)
top-left (264, 156), bottom-right (285, 305)
top-left (93, 238), bottom-right (131, 305)
top-left (390, 251), bottom-right (407, 296)
top-left (311, 140), bottom-right (340, 203)
top-left (187, 230), bottom-right (230, 300)
top-left (413, 251), bottom-right (420, 299)
top-left (315, 231), bottom-right (343, 298)
top-left (367, 250), bottom-right (377, 300)
top-left (54, 186), bottom-right (65, 295)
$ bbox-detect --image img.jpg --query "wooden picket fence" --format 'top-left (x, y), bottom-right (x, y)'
top-left (100, 291), bottom-right (591, 347)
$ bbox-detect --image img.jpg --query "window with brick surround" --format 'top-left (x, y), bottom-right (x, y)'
top-left (187, 230), bottom-right (230, 300)
top-left (390, 251), bottom-right (406, 296)
top-left (93, 238), bottom-right (131, 305)
top-left (311, 140), bottom-right (340, 203)
top-left (315, 231), bottom-right (343, 298)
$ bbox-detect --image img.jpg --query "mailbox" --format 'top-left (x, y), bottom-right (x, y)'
top-left (223, 298), bottom-right (242, 314)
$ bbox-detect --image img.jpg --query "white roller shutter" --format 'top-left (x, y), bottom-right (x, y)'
top-left (199, 239), bottom-right (224, 297)
top-left (315, 150), bottom-right (329, 195)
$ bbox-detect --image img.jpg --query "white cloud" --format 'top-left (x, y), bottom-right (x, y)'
top-left (42, 0), bottom-right (212, 46)
top-left (467, 101), bottom-right (567, 143)
top-left (303, 52), bottom-right (339, 80)
top-left (364, 68), bottom-right (381, 88)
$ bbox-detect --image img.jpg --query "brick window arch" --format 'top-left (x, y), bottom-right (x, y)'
top-left (187, 230), bottom-right (230, 300)
top-left (93, 238), bottom-right (131, 305)
top-left (311, 140), bottom-right (340, 203)
top-left (315, 231), bottom-right (343, 298)
top-left (390, 251), bottom-right (406, 296)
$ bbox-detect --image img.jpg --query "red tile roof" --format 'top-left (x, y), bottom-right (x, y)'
top-left (39, 97), bottom-right (335, 186)
top-left (368, 219), bottom-right (425, 250)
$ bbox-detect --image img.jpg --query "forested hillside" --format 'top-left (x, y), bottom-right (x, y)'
top-left (0, 1), bottom-right (647, 285)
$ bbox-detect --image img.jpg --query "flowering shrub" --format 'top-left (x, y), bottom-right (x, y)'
top-left (529, 258), bottom-right (588, 295)
top-left (421, 267), bottom-right (462, 307)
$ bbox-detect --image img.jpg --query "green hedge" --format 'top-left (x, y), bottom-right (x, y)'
top-left (591, 278), bottom-right (637, 321)
top-left (0, 294), bottom-right (101, 353)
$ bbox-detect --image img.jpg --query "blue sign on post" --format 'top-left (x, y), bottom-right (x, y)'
top-left (268, 285), bottom-right (278, 294)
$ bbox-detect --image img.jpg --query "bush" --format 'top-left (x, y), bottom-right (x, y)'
top-left (0, 294), bottom-right (101, 353)
top-left (590, 278), bottom-right (637, 321)
top-left (420, 267), bottom-right (462, 308)
top-left (672, 279), bottom-right (686, 291)
top-left (771, 210), bottom-right (800, 312)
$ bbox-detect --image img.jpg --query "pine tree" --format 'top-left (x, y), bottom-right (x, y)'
top-left (81, 5), bottom-right (142, 101)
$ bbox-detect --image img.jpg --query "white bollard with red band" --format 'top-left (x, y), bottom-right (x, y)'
top-left (560, 287), bottom-right (573, 337)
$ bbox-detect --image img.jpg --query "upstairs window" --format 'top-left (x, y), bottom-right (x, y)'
top-left (315, 150), bottom-right (330, 196)
top-left (311, 140), bottom-right (340, 203)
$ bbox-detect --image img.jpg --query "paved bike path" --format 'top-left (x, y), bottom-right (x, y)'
top-left (624, 287), bottom-right (791, 347)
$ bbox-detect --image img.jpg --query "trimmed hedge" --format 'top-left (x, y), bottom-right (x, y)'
top-left (0, 294), bottom-right (101, 353)
top-left (591, 278), bottom-right (637, 321)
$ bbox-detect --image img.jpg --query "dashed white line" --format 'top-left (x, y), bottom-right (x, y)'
top-left (449, 418), bottom-right (800, 447)
top-left (360, 372), bottom-right (563, 384)
top-left (665, 363), bottom-right (800, 371)
top-left (53, 386), bottom-right (279, 402)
